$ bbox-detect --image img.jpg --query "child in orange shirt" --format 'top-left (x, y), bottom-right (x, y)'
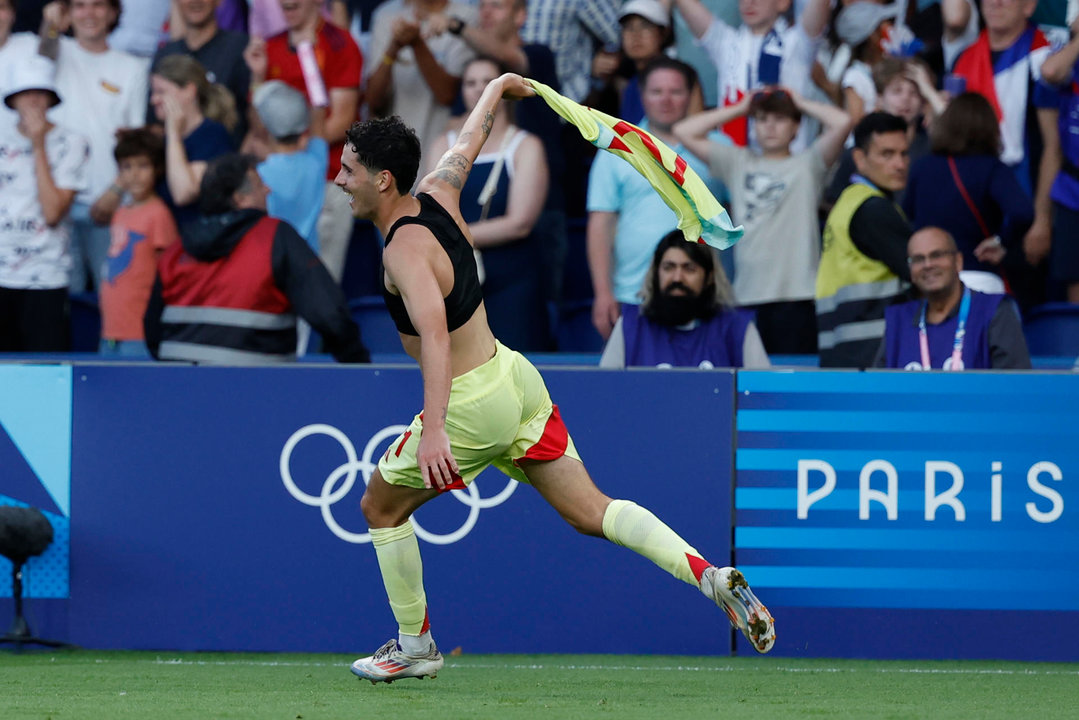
top-left (99, 129), bottom-right (180, 357)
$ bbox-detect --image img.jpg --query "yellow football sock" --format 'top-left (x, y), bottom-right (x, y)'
top-left (370, 521), bottom-right (428, 635)
top-left (601, 499), bottom-right (711, 586)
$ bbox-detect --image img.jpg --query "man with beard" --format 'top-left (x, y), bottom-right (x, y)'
top-left (599, 230), bottom-right (770, 368)
top-left (876, 227), bottom-right (1030, 370)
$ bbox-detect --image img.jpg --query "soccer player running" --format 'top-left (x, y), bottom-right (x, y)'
top-left (336, 72), bottom-right (775, 684)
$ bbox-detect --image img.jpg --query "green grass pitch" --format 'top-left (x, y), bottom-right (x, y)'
top-left (2, 650), bottom-right (1076, 719)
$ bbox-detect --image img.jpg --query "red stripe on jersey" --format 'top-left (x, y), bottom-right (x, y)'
top-left (518, 404), bottom-right (570, 464)
top-left (686, 553), bottom-right (711, 584)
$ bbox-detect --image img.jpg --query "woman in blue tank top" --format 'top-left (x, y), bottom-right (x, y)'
top-left (424, 57), bottom-right (553, 351)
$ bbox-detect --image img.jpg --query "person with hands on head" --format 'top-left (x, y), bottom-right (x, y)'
top-left (337, 72), bottom-right (776, 685)
top-left (675, 84), bottom-right (852, 355)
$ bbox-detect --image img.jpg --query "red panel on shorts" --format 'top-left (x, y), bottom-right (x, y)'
top-left (435, 472), bottom-right (467, 494)
top-left (518, 404), bottom-right (569, 464)
top-left (686, 553), bottom-right (711, 584)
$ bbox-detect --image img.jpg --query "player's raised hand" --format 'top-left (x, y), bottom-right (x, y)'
top-left (498, 73), bottom-right (536, 100)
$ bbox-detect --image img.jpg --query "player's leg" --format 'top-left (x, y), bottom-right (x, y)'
top-left (521, 454), bottom-right (775, 654)
top-left (351, 463), bottom-right (443, 683)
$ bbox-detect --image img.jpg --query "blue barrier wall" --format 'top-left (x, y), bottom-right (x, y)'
top-left (736, 371), bottom-right (1079, 661)
top-left (59, 365), bottom-right (734, 655)
top-left (3, 364), bottom-right (1078, 660)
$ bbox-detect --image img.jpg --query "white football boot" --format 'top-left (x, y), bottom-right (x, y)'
top-left (350, 638), bottom-right (444, 684)
top-left (701, 566), bottom-right (776, 653)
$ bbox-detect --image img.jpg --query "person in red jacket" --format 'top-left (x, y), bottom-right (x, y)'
top-left (144, 153), bottom-right (369, 364)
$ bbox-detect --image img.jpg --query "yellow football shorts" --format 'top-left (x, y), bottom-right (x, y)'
top-left (378, 341), bottom-right (581, 490)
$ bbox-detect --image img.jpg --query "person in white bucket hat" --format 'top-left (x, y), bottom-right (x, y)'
top-left (0, 53), bottom-right (90, 352)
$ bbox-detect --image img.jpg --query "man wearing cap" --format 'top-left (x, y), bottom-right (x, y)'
top-left (0, 55), bottom-right (90, 351)
top-left (876, 226), bottom-right (1030, 370)
top-left (253, 80), bottom-right (327, 252)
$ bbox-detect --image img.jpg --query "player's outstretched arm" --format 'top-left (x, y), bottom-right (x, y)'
top-left (417, 73), bottom-right (535, 200)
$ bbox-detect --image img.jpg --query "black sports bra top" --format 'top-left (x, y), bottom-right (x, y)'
top-left (381, 193), bottom-right (483, 336)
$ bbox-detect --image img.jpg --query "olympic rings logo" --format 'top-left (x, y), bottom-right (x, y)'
top-left (279, 423), bottom-right (518, 545)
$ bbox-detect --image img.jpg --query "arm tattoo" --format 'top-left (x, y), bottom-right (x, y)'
top-left (481, 111), bottom-right (494, 137)
top-left (433, 152), bottom-right (469, 189)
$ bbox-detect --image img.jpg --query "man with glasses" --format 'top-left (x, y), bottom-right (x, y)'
top-left (817, 112), bottom-right (913, 368)
top-left (876, 227), bottom-right (1031, 369)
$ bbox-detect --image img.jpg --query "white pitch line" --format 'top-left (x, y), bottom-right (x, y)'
top-left (143, 658), bottom-right (1079, 676)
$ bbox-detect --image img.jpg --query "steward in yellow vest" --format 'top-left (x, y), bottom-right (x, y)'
top-left (816, 113), bottom-right (913, 368)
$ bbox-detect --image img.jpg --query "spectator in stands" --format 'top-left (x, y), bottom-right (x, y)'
top-left (599, 230), bottom-right (770, 369)
top-left (107, 0), bottom-right (169, 58)
top-left (99, 128), bottom-right (179, 357)
top-left (671, 0), bottom-right (830, 150)
top-left (587, 0), bottom-right (703, 124)
top-left (144, 153), bottom-right (369, 364)
top-left (365, 0), bottom-right (474, 161)
top-left (877, 226), bottom-right (1030, 369)
top-left (0, 0), bottom-right (38, 129)
top-left (150, 54), bottom-right (236, 226)
top-left (832, 1), bottom-right (899, 126)
top-left (1039, 17), bottom-right (1079, 304)
top-left (817, 112), bottom-right (912, 368)
top-left (0, 55), bottom-right (89, 351)
top-left (425, 56), bottom-right (551, 350)
top-left (943, 0), bottom-right (1060, 305)
top-left (520, 0), bottom-right (620, 104)
top-left (903, 92), bottom-right (1033, 292)
top-left (427, 0), bottom-right (567, 310)
top-left (251, 80), bottom-right (326, 251)
top-left (244, 0), bottom-right (361, 283)
top-left (40, 0), bottom-right (149, 294)
top-left (152, 0), bottom-right (252, 146)
top-left (675, 86), bottom-right (852, 355)
top-left (825, 56), bottom-right (943, 209)
top-left (586, 57), bottom-right (725, 340)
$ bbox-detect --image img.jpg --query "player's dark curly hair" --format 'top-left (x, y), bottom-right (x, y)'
top-left (344, 117), bottom-right (421, 195)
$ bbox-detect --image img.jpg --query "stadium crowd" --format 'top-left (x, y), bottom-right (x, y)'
top-left (0, 0), bottom-right (1076, 367)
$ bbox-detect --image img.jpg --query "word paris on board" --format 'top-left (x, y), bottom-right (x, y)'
top-left (797, 459), bottom-right (1065, 523)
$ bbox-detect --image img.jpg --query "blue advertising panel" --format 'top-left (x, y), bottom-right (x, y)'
top-left (0, 365), bottom-right (72, 600)
top-left (735, 371), bottom-right (1079, 661)
top-left (69, 365), bottom-right (735, 655)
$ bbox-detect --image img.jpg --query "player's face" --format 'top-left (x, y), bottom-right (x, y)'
top-left (754, 111), bottom-right (799, 154)
top-left (118, 155), bottom-right (157, 202)
top-left (620, 16), bottom-right (665, 64)
top-left (641, 68), bottom-right (691, 130)
top-left (70, 0), bottom-right (116, 42)
top-left (461, 59), bottom-right (500, 113)
top-left (335, 145), bottom-right (380, 219)
top-left (178, 0), bottom-right (219, 29)
top-left (879, 77), bottom-right (923, 124)
top-left (853, 130), bottom-right (909, 193)
top-left (907, 231), bottom-right (961, 296)
top-left (658, 247), bottom-right (707, 298)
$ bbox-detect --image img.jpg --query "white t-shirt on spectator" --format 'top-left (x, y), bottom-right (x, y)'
top-left (697, 16), bottom-right (819, 151)
top-left (0, 123), bottom-right (90, 289)
top-left (50, 38), bottom-right (149, 205)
